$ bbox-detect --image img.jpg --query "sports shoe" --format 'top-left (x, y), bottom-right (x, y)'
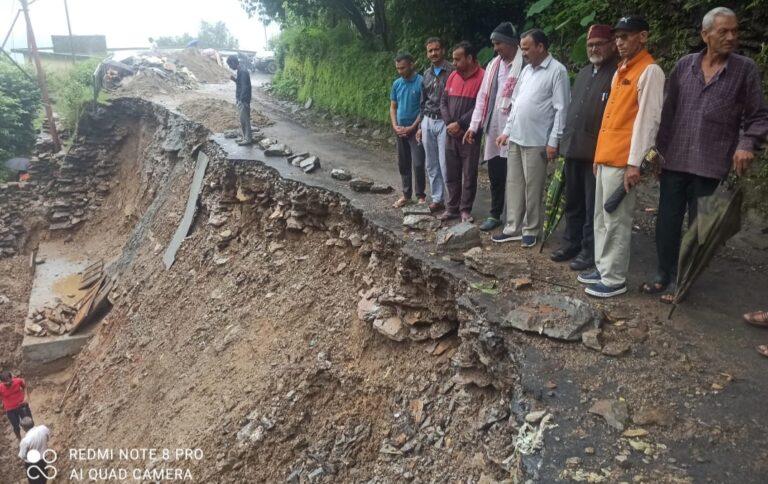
top-left (585, 282), bottom-right (627, 298)
top-left (521, 235), bottom-right (537, 248)
top-left (479, 217), bottom-right (501, 231)
top-left (577, 269), bottom-right (601, 285)
top-left (492, 232), bottom-right (522, 243)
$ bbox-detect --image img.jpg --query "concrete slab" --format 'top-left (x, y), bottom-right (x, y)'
top-left (22, 333), bottom-right (91, 372)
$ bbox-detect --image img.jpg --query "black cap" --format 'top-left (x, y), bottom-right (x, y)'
top-left (490, 22), bottom-right (519, 45)
top-left (613, 16), bottom-right (650, 32)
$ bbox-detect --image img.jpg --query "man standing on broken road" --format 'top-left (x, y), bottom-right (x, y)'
top-left (417, 37), bottom-right (453, 214)
top-left (1, 370), bottom-right (34, 441)
top-left (641, 7), bottom-right (768, 303)
top-left (439, 41), bottom-right (484, 223)
top-left (226, 55), bottom-right (253, 146)
top-left (390, 52), bottom-right (427, 208)
top-left (580, 16), bottom-right (664, 298)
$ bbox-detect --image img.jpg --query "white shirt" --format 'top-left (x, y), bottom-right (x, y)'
top-left (503, 55), bottom-right (570, 148)
top-left (19, 425), bottom-right (49, 462)
top-left (470, 56), bottom-right (513, 160)
top-left (623, 63), bottom-right (665, 167)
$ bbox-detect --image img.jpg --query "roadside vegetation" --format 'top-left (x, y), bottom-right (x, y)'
top-left (0, 59), bottom-right (40, 181)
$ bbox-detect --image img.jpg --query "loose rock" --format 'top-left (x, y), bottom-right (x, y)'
top-left (330, 169), bottom-right (352, 181)
top-left (588, 399), bottom-right (630, 430)
top-left (436, 222), bottom-right (481, 251)
top-left (349, 177), bottom-right (374, 192)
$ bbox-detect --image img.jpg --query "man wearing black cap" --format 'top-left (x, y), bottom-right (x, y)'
top-left (579, 16), bottom-right (664, 298)
top-left (462, 22), bottom-right (524, 231)
top-left (551, 24), bottom-right (617, 270)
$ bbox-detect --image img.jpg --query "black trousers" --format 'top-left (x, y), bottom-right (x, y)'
top-left (396, 133), bottom-right (426, 199)
top-left (655, 169), bottom-right (720, 280)
top-left (6, 403), bottom-right (33, 439)
top-left (486, 156), bottom-right (507, 220)
top-left (562, 157), bottom-right (596, 253)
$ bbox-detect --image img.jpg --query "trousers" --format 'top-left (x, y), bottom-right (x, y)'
top-left (420, 116), bottom-right (448, 203)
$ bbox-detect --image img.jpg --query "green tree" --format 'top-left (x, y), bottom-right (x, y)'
top-left (155, 33), bottom-right (195, 48)
top-left (0, 60), bottom-right (40, 168)
top-left (197, 21), bottom-right (240, 49)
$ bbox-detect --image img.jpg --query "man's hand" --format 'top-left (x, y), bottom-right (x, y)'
top-left (230, 75), bottom-right (236, 82)
top-left (462, 129), bottom-right (476, 145)
top-left (732, 149), bottom-right (754, 176)
top-left (446, 122), bottom-right (461, 137)
top-left (415, 129), bottom-right (422, 143)
top-left (393, 125), bottom-right (408, 137)
top-left (495, 134), bottom-right (509, 148)
top-left (546, 145), bottom-right (558, 161)
top-left (624, 165), bottom-right (641, 192)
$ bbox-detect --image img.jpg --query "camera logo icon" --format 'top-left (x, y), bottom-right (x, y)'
top-left (26, 449), bottom-right (58, 480)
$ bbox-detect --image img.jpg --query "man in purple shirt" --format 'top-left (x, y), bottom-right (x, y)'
top-left (641, 7), bottom-right (768, 300)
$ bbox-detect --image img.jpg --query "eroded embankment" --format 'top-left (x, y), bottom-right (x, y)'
top-left (17, 98), bottom-right (767, 484)
top-left (42, 99), bottom-right (531, 483)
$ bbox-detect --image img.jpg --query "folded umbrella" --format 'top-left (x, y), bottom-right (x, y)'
top-left (667, 182), bottom-right (743, 318)
top-left (604, 147), bottom-right (663, 213)
top-left (539, 156), bottom-right (566, 253)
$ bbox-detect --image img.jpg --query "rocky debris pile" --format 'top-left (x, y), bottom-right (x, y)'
top-left (110, 53), bottom-right (203, 93)
top-left (25, 300), bottom-right (77, 336)
top-left (43, 119), bottom-right (128, 231)
top-left (286, 153), bottom-right (321, 174)
top-left (0, 182), bottom-right (37, 257)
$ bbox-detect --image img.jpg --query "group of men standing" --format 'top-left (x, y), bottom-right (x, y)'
top-left (390, 7), bottom-right (767, 300)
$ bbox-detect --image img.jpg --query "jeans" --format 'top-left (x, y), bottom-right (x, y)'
top-left (6, 402), bottom-right (33, 439)
top-left (420, 116), bottom-right (448, 203)
top-left (237, 101), bottom-right (252, 141)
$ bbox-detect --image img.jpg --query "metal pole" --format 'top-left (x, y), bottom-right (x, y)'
top-left (20, 0), bottom-right (61, 152)
top-left (2, 9), bottom-right (21, 50)
top-left (63, 0), bottom-right (75, 64)
top-left (1, 48), bottom-right (35, 81)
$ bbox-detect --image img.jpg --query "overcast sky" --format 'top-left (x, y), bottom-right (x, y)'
top-left (2, 0), bottom-right (280, 52)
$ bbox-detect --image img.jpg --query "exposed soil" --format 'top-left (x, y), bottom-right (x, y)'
top-left (2, 78), bottom-right (767, 484)
top-left (178, 98), bottom-right (272, 133)
top-left (170, 49), bottom-right (232, 84)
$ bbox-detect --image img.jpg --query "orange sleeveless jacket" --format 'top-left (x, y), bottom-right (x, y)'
top-left (594, 49), bottom-right (656, 167)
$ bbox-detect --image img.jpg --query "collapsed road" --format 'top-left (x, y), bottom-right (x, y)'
top-left (0, 69), bottom-right (767, 483)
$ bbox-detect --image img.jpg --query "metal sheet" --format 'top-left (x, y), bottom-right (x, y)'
top-left (162, 151), bottom-right (210, 270)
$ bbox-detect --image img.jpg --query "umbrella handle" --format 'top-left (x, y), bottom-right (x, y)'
top-left (667, 303), bottom-right (677, 320)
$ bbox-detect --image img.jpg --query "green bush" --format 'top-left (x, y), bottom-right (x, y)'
top-left (0, 60), bottom-right (40, 165)
top-left (273, 26), bottom-right (395, 125)
top-left (49, 59), bottom-right (108, 137)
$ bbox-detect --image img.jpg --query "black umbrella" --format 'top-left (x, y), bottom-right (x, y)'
top-left (4, 157), bottom-right (30, 172)
top-left (667, 183), bottom-right (743, 318)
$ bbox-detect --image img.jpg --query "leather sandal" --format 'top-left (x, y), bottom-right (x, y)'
top-left (744, 311), bottom-right (768, 328)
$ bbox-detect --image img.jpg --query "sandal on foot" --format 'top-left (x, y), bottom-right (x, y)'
top-left (744, 311), bottom-right (768, 328)
top-left (756, 344), bottom-right (768, 358)
top-left (392, 197), bottom-right (412, 208)
top-left (659, 283), bottom-right (677, 305)
top-left (639, 275), bottom-right (670, 295)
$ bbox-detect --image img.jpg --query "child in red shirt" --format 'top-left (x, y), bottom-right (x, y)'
top-left (0, 370), bottom-right (34, 440)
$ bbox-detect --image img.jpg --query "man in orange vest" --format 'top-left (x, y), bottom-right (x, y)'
top-left (577, 16), bottom-right (664, 297)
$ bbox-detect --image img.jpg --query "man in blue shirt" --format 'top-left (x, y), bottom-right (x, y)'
top-left (390, 52), bottom-right (426, 207)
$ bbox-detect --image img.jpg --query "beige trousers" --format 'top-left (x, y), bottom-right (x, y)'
top-left (503, 143), bottom-right (547, 237)
top-left (593, 164), bottom-right (637, 286)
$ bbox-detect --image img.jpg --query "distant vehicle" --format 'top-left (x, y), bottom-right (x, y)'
top-left (252, 51), bottom-right (277, 74)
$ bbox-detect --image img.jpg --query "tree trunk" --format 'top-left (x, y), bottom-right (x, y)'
top-left (330, 0), bottom-right (373, 40)
top-left (373, 0), bottom-right (391, 50)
